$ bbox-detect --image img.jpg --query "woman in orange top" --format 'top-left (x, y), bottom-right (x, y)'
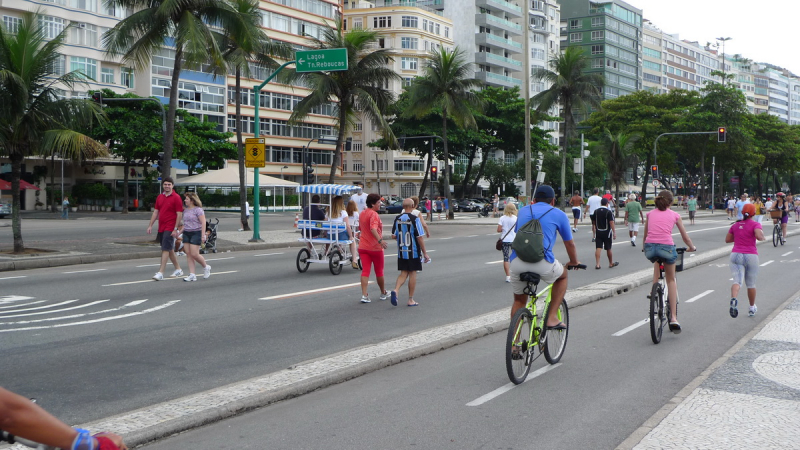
top-left (358, 193), bottom-right (390, 303)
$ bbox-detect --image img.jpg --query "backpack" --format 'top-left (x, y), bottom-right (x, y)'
top-left (512, 206), bottom-right (554, 263)
top-left (595, 207), bottom-right (612, 232)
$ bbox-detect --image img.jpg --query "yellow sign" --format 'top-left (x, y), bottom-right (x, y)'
top-left (245, 138), bottom-right (265, 168)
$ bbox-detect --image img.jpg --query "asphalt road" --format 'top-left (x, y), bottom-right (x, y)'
top-left (137, 241), bottom-right (800, 450)
top-left (0, 215), bottom-right (780, 428)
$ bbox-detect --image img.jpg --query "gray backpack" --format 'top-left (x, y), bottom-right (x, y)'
top-left (512, 206), bottom-right (554, 263)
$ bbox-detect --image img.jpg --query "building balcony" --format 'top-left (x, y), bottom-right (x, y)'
top-left (475, 71), bottom-right (522, 88)
top-left (476, 0), bottom-right (522, 18)
top-left (475, 51), bottom-right (522, 72)
top-left (476, 13), bottom-right (522, 36)
top-left (476, 32), bottom-right (522, 54)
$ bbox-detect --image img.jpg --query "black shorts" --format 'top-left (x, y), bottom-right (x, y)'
top-left (398, 257), bottom-right (422, 272)
top-left (157, 231), bottom-right (175, 251)
top-left (595, 232), bottom-right (613, 250)
top-left (589, 213), bottom-right (596, 224)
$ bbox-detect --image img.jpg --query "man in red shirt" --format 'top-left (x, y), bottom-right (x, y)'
top-left (146, 177), bottom-right (184, 280)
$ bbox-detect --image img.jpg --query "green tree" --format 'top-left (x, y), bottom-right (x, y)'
top-left (599, 129), bottom-right (640, 201)
top-left (747, 113), bottom-right (799, 197)
top-left (104, 0), bottom-right (244, 178)
top-left (0, 11), bottom-right (108, 252)
top-left (173, 110), bottom-right (236, 175)
top-left (532, 46), bottom-right (603, 203)
top-left (406, 46), bottom-right (482, 218)
top-left (290, 18), bottom-right (399, 183)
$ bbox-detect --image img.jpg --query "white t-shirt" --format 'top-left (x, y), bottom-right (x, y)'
top-left (586, 195), bottom-right (603, 215)
top-left (765, 200), bottom-right (773, 210)
top-left (498, 215), bottom-right (517, 243)
top-left (352, 193), bottom-right (368, 211)
top-left (329, 210), bottom-right (347, 223)
top-left (348, 211), bottom-right (359, 230)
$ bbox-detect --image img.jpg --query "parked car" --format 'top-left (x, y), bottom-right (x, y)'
top-left (0, 201), bottom-right (9, 219)
top-left (377, 199), bottom-right (387, 214)
top-left (385, 200), bottom-right (405, 214)
top-left (498, 197), bottom-right (519, 210)
top-left (455, 198), bottom-right (478, 212)
top-left (470, 198), bottom-right (489, 210)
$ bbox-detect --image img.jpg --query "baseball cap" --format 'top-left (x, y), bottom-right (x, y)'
top-left (534, 185), bottom-right (555, 199)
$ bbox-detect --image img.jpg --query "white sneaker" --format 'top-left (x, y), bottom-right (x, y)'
top-left (152, 272), bottom-right (164, 281)
top-left (749, 305), bottom-right (757, 317)
top-left (176, 251), bottom-right (185, 256)
top-left (184, 273), bottom-right (197, 282)
top-left (360, 295), bottom-right (371, 303)
top-left (203, 265), bottom-right (211, 279)
top-left (505, 276), bottom-right (511, 283)
top-left (171, 269), bottom-right (184, 277)
top-left (379, 291), bottom-right (390, 301)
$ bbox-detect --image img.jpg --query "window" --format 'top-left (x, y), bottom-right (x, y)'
top-left (531, 48), bottom-right (545, 60)
top-left (643, 47), bottom-right (660, 59)
top-left (569, 19), bottom-right (580, 29)
top-left (401, 16), bottom-right (417, 28)
top-left (434, 23), bottom-right (440, 35)
top-left (592, 58), bottom-right (604, 68)
top-left (39, 16), bottom-right (65, 40)
top-left (643, 60), bottom-right (660, 71)
top-left (591, 31), bottom-right (604, 41)
top-left (591, 45), bottom-right (603, 55)
top-left (353, 162), bottom-right (363, 172)
top-left (444, 26), bottom-right (449, 38)
top-left (394, 159), bottom-right (424, 172)
top-left (591, 17), bottom-right (603, 27)
top-left (70, 57), bottom-right (97, 80)
top-left (2, 16), bottom-right (21, 34)
top-left (352, 141), bottom-right (363, 152)
top-left (401, 57), bottom-right (418, 70)
top-left (403, 77), bottom-right (413, 87)
top-left (374, 16), bottom-right (391, 28)
top-left (101, 68), bottom-right (114, 83)
top-left (569, 33), bottom-right (582, 43)
top-left (121, 68), bottom-right (134, 88)
top-left (353, 18), bottom-right (362, 29)
top-left (71, 0), bottom-right (97, 12)
top-left (46, 54), bottom-right (66, 76)
top-left (71, 23), bottom-right (98, 47)
top-left (401, 37), bottom-right (417, 49)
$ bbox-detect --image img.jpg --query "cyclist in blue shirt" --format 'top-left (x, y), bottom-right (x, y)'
top-left (510, 185), bottom-right (581, 327)
top-left (389, 198), bottom-right (429, 306)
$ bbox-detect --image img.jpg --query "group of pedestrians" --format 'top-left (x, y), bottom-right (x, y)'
top-left (424, 196), bottom-right (449, 221)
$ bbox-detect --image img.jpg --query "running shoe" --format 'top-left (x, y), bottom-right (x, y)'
top-left (505, 276), bottom-right (511, 283)
top-left (203, 265), bottom-right (211, 279)
top-left (749, 305), bottom-right (757, 317)
top-left (184, 273), bottom-right (197, 282)
top-left (171, 269), bottom-right (184, 277)
top-left (360, 295), bottom-right (371, 303)
top-left (730, 298), bottom-right (739, 318)
top-left (379, 291), bottom-right (390, 301)
top-left (152, 272), bottom-right (164, 281)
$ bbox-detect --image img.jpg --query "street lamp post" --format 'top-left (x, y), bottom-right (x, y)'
top-left (280, 165), bottom-right (288, 212)
top-left (716, 37), bottom-right (732, 85)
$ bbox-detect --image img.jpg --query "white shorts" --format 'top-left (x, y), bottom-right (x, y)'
top-left (510, 257), bottom-right (564, 295)
top-left (627, 222), bottom-right (640, 232)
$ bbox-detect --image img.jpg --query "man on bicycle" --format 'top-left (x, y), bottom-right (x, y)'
top-left (510, 185), bottom-right (581, 327)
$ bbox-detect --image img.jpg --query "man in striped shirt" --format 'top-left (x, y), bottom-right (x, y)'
top-left (389, 198), bottom-right (429, 307)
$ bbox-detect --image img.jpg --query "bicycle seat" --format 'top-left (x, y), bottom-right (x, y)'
top-left (519, 272), bottom-right (541, 285)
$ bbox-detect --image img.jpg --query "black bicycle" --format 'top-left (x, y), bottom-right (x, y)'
top-left (649, 247), bottom-right (687, 344)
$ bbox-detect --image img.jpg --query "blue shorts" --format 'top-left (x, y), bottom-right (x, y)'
top-left (572, 208), bottom-right (581, 219)
top-left (183, 230), bottom-right (203, 246)
top-left (644, 243), bottom-right (678, 264)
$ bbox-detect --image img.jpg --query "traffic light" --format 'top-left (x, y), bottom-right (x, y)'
top-left (156, 152), bottom-right (164, 174)
top-left (430, 166), bottom-right (438, 182)
top-left (651, 164), bottom-right (660, 180)
top-left (130, 168), bottom-right (136, 177)
top-left (535, 152), bottom-right (544, 171)
top-left (303, 161), bottom-right (314, 184)
top-left (717, 127), bottom-right (727, 143)
top-left (91, 91), bottom-right (103, 104)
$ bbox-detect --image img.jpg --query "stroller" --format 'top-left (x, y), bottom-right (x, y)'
top-left (200, 218), bottom-right (219, 254)
top-left (478, 202), bottom-right (492, 217)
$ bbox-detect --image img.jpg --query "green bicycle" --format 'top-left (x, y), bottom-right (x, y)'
top-left (506, 265), bottom-right (585, 385)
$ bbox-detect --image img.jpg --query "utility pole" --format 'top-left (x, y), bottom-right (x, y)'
top-left (523, 8), bottom-right (532, 200)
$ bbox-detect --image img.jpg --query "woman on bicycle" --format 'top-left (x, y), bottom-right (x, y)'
top-left (726, 203), bottom-right (765, 318)
top-left (641, 190), bottom-right (696, 334)
top-left (771, 192), bottom-right (789, 241)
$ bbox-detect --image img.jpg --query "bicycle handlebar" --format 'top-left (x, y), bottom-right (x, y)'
top-left (567, 264), bottom-right (587, 270)
top-left (1, 430), bottom-right (56, 449)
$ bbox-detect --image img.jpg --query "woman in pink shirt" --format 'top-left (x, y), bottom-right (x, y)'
top-left (725, 203), bottom-right (765, 318)
top-left (642, 190), bottom-right (696, 333)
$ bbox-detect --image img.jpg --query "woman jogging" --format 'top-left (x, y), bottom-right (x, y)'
top-left (726, 203), bottom-right (765, 318)
top-left (642, 190), bottom-right (696, 334)
top-left (497, 203), bottom-right (517, 282)
top-left (180, 192), bottom-right (211, 281)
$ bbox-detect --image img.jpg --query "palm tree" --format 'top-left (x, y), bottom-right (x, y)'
top-left (289, 18), bottom-right (399, 184)
top-left (532, 46), bottom-right (603, 203)
top-left (221, 0), bottom-right (292, 231)
top-left (104, 0), bottom-right (244, 178)
top-left (600, 128), bottom-right (640, 201)
top-left (0, 11), bottom-right (108, 253)
top-left (406, 46), bottom-right (482, 219)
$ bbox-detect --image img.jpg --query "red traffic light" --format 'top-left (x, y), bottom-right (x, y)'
top-left (717, 127), bottom-right (727, 143)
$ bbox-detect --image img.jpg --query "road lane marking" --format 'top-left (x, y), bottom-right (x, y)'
top-left (760, 260), bottom-right (774, 267)
top-left (204, 257), bottom-right (234, 262)
top-left (782, 251), bottom-right (793, 257)
top-left (613, 319), bottom-right (649, 336)
top-left (0, 300), bottom-right (148, 326)
top-left (485, 260), bottom-right (503, 265)
top-left (466, 235), bottom-right (479, 238)
top-left (102, 271), bottom-right (238, 286)
top-left (0, 301), bottom-right (45, 310)
top-left (135, 264), bottom-right (161, 268)
top-left (466, 363), bottom-right (562, 406)
top-left (0, 300), bottom-right (108, 319)
top-left (0, 276), bottom-right (27, 280)
top-left (686, 289), bottom-right (714, 303)
top-left (439, 237), bottom-right (453, 240)
top-left (0, 300), bottom-right (78, 315)
top-left (0, 295), bottom-right (34, 303)
top-left (260, 282), bottom-right (372, 301)
top-left (253, 253), bottom-right (284, 257)
top-left (63, 269), bottom-right (107, 274)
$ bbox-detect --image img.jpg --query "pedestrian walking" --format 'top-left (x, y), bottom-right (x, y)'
top-left (180, 192), bottom-right (211, 281)
top-left (726, 197), bottom-right (736, 220)
top-left (61, 195), bottom-right (69, 219)
top-left (735, 194), bottom-right (749, 221)
top-left (389, 198), bottom-right (429, 307)
top-left (425, 197), bottom-right (432, 222)
top-left (726, 203), bottom-right (765, 318)
top-left (569, 190), bottom-right (583, 232)
top-left (594, 198), bottom-right (617, 269)
top-left (346, 199), bottom-right (360, 269)
top-left (624, 193), bottom-right (644, 245)
top-left (497, 203), bottom-right (517, 282)
top-left (584, 188), bottom-right (602, 242)
top-left (492, 194), bottom-right (499, 218)
top-left (146, 177), bottom-right (183, 280)
top-left (687, 194), bottom-right (698, 225)
top-left (435, 197), bottom-right (444, 221)
top-left (443, 197), bottom-right (449, 220)
top-left (752, 196), bottom-right (764, 223)
top-left (358, 193), bottom-right (390, 303)
top-left (351, 182), bottom-right (368, 212)
top-left (410, 196), bottom-right (430, 238)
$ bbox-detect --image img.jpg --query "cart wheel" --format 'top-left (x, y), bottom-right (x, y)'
top-left (329, 250), bottom-right (343, 275)
top-left (296, 248), bottom-right (310, 273)
top-left (212, 249), bottom-right (217, 253)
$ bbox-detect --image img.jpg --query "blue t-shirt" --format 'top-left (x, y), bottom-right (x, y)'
top-left (735, 200), bottom-right (746, 220)
top-left (391, 212), bottom-right (425, 260)
top-left (444, 198), bottom-right (449, 209)
top-left (511, 202), bottom-right (573, 263)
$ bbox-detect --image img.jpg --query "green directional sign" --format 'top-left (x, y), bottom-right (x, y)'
top-left (295, 48), bottom-right (348, 73)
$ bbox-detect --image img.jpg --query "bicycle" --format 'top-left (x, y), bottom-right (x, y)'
top-left (505, 264), bottom-right (586, 385)
top-left (771, 214), bottom-right (785, 247)
top-left (648, 247), bottom-right (687, 344)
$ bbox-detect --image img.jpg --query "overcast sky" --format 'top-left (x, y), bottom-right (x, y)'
top-left (633, 0), bottom-right (799, 75)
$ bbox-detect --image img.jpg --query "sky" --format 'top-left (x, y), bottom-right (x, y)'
top-left (631, 0), bottom-right (800, 75)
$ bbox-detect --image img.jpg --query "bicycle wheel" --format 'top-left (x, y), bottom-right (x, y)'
top-left (296, 248), bottom-right (310, 273)
top-left (506, 307), bottom-right (534, 385)
top-left (773, 225), bottom-right (779, 247)
top-left (329, 250), bottom-right (343, 275)
top-left (649, 282), bottom-right (664, 344)
top-left (543, 299), bottom-right (569, 364)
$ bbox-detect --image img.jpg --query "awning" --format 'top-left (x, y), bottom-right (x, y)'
top-left (0, 179), bottom-right (39, 190)
top-left (295, 184), bottom-right (361, 195)
top-left (0, 180), bottom-right (9, 190)
top-left (173, 166), bottom-right (299, 188)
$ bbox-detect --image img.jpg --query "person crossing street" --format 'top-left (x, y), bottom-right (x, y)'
top-left (389, 198), bottom-right (429, 307)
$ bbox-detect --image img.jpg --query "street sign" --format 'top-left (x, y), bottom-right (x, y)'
top-left (295, 48), bottom-right (348, 73)
top-left (652, 180), bottom-right (659, 187)
top-left (245, 138), bottom-right (265, 168)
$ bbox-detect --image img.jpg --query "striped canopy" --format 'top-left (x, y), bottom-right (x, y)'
top-left (295, 184), bottom-right (361, 195)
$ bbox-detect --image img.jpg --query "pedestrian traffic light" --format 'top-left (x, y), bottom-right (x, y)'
top-left (156, 152), bottom-right (164, 173)
top-left (430, 166), bottom-right (438, 182)
top-left (651, 164), bottom-right (659, 180)
top-left (717, 127), bottom-right (726, 143)
top-left (535, 152), bottom-right (544, 171)
top-left (91, 91), bottom-right (103, 104)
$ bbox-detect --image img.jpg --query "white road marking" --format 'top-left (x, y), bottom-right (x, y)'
top-left (135, 263), bottom-right (161, 268)
top-left (0, 301), bottom-right (45, 310)
top-left (253, 253), bottom-right (284, 257)
top-left (126, 300), bottom-right (148, 306)
top-left (485, 261), bottom-right (504, 265)
top-left (613, 319), bottom-right (649, 337)
top-left (439, 237), bottom-right (454, 240)
top-left (466, 235), bottom-right (479, 238)
top-left (0, 300), bottom-right (108, 319)
top-left (259, 282), bottom-right (372, 301)
top-left (0, 295), bottom-right (34, 303)
top-left (686, 290), bottom-right (714, 303)
top-left (0, 300), bottom-right (77, 314)
top-left (0, 300), bottom-right (180, 333)
top-left (102, 271), bottom-right (238, 286)
top-left (760, 260), bottom-right (774, 267)
top-left (0, 276), bottom-right (27, 280)
top-left (0, 300), bottom-right (149, 326)
top-left (63, 269), bottom-right (107, 274)
top-left (204, 257), bottom-right (234, 262)
top-left (466, 363), bottom-right (562, 406)
top-left (782, 251), bottom-right (793, 257)
top-left (486, 233), bottom-right (496, 236)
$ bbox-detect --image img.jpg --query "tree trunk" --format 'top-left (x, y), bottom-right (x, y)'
top-left (327, 100), bottom-right (348, 184)
top-left (470, 152), bottom-right (490, 198)
top-left (442, 112), bottom-right (453, 219)
top-left (699, 149), bottom-right (706, 208)
top-left (235, 68), bottom-right (250, 231)
top-left (121, 160), bottom-right (130, 214)
top-left (10, 153), bottom-right (24, 253)
top-left (640, 153), bottom-right (652, 209)
top-left (460, 144), bottom-right (477, 199)
top-left (418, 145), bottom-right (432, 200)
top-left (162, 47), bottom-right (183, 179)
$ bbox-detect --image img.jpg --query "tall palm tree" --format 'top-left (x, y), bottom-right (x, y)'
top-left (532, 46), bottom-right (603, 203)
top-left (406, 46), bottom-right (482, 219)
top-left (104, 0), bottom-right (244, 178)
top-left (600, 128), bottom-right (640, 201)
top-left (221, 0), bottom-right (292, 231)
top-left (0, 11), bottom-right (108, 253)
top-left (290, 18), bottom-right (399, 184)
